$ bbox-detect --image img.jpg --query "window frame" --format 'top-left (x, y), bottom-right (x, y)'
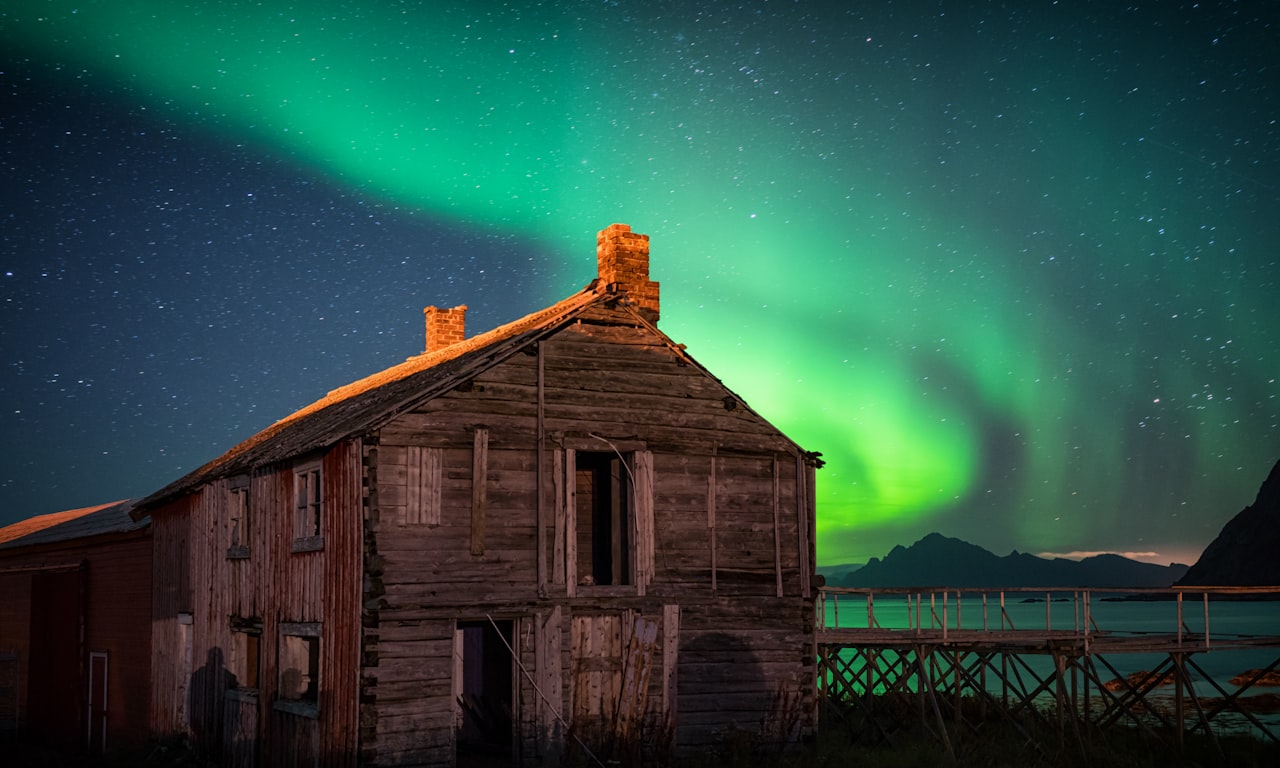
top-left (559, 440), bottom-right (653, 597)
top-left (574, 450), bottom-right (633, 587)
top-left (275, 621), bottom-right (321, 718)
top-left (226, 475), bottom-right (251, 559)
top-left (291, 460), bottom-right (324, 552)
top-left (228, 616), bottom-right (262, 695)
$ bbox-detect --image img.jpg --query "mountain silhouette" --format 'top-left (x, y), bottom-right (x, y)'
top-left (1177, 459), bottom-right (1280, 586)
top-left (822, 533), bottom-right (1188, 589)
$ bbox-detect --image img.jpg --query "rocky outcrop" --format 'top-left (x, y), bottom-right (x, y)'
top-left (1177, 460), bottom-right (1280, 586)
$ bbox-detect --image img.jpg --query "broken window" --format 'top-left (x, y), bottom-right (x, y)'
top-left (230, 618), bottom-right (262, 691)
top-left (278, 622), bottom-right (321, 711)
top-left (575, 451), bottom-right (632, 586)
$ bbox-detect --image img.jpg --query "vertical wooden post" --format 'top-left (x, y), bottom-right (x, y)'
top-left (662, 604), bottom-right (680, 744)
top-left (535, 606), bottom-right (563, 756)
top-left (564, 448), bottom-right (577, 598)
top-left (634, 450), bottom-right (655, 596)
top-left (772, 455), bottom-right (783, 598)
top-left (553, 450), bottom-right (566, 588)
top-left (471, 427), bottom-right (488, 556)
top-left (707, 449), bottom-right (718, 592)
top-left (795, 454), bottom-right (811, 597)
top-left (536, 341), bottom-right (547, 591)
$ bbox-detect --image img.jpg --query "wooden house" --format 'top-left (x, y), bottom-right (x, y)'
top-left (0, 499), bottom-right (152, 754)
top-left (132, 224), bottom-right (822, 766)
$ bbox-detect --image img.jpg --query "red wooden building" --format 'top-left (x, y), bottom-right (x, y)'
top-left (0, 499), bottom-right (152, 754)
top-left (132, 224), bottom-right (822, 766)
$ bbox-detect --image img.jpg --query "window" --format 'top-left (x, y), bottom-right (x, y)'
top-left (292, 461), bottom-right (323, 552)
top-left (277, 622), bottom-right (321, 717)
top-left (226, 476), bottom-right (251, 559)
top-left (229, 618), bottom-right (262, 691)
top-left (575, 451), bottom-right (632, 586)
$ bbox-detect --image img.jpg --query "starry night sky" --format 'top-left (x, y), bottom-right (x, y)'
top-left (2, 1), bottom-right (1277, 566)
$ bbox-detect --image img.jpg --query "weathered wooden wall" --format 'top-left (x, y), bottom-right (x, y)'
top-left (362, 315), bottom-right (818, 765)
top-left (0, 531), bottom-right (153, 751)
top-left (148, 440), bottom-right (362, 766)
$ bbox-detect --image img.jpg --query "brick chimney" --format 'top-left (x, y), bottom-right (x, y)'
top-left (424, 305), bottom-right (467, 352)
top-left (596, 223), bottom-right (659, 323)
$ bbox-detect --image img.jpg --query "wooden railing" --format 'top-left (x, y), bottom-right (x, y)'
top-left (817, 585), bottom-right (1280, 650)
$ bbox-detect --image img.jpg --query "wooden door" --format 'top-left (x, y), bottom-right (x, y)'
top-left (27, 569), bottom-right (80, 746)
top-left (570, 613), bottom-right (660, 751)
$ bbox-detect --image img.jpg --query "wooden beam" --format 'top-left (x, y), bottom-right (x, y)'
top-left (553, 449), bottom-right (565, 588)
top-left (536, 341), bottom-right (547, 591)
top-left (773, 454), bottom-right (783, 598)
top-left (635, 450), bottom-right (655, 597)
top-left (564, 448), bottom-right (576, 598)
top-left (471, 427), bottom-right (488, 556)
top-left (707, 448), bottom-right (717, 592)
top-left (796, 453), bottom-right (811, 597)
top-left (662, 603), bottom-right (680, 736)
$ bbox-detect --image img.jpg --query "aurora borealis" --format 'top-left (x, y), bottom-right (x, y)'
top-left (2, 1), bottom-right (1276, 566)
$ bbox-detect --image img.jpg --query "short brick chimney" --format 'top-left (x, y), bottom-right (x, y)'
top-left (424, 305), bottom-right (467, 352)
top-left (596, 223), bottom-right (659, 323)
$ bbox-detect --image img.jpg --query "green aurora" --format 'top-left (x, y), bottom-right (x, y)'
top-left (3, 1), bottom-right (1276, 565)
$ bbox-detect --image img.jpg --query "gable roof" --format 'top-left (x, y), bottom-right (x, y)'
top-left (134, 280), bottom-right (689, 516)
top-left (0, 499), bottom-right (146, 550)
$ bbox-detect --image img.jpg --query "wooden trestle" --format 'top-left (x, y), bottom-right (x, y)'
top-left (816, 586), bottom-right (1280, 758)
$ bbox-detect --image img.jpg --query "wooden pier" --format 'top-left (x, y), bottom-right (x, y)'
top-left (815, 586), bottom-right (1280, 757)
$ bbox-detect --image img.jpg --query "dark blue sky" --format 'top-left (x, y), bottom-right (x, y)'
top-left (2, 1), bottom-right (1277, 565)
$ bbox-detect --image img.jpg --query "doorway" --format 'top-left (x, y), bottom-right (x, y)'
top-left (455, 619), bottom-right (514, 766)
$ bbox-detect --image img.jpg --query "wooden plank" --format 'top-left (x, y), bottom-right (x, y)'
top-left (404, 446), bottom-right (443, 526)
top-left (553, 450), bottom-right (565, 587)
top-left (564, 448), bottom-right (576, 598)
top-left (796, 454), bottom-right (811, 597)
top-left (634, 450), bottom-right (654, 596)
top-left (708, 450), bottom-right (717, 592)
top-left (534, 606), bottom-right (562, 755)
top-left (662, 604), bottom-right (680, 735)
top-left (406, 445), bottom-right (421, 523)
top-left (616, 615), bottom-right (658, 743)
top-left (773, 455), bottom-right (783, 598)
top-left (471, 428), bottom-right (488, 556)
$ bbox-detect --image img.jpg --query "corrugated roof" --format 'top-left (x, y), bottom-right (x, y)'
top-left (0, 499), bottom-right (147, 550)
top-left (134, 282), bottom-right (628, 514)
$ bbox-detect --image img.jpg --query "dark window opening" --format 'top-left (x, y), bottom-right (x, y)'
top-left (576, 451), bottom-right (632, 586)
top-left (230, 620), bottom-right (262, 691)
top-left (456, 619), bottom-right (513, 766)
top-left (227, 478), bottom-right (251, 558)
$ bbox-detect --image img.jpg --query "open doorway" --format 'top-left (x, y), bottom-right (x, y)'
top-left (455, 619), bottom-right (514, 767)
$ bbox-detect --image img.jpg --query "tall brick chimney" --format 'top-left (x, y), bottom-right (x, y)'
top-left (424, 305), bottom-right (467, 352)
top-left (596, 223), bottom-right (659, 323)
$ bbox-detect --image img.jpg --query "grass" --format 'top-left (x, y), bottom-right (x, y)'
top-left (5, 703), bottom-right (1279, 768)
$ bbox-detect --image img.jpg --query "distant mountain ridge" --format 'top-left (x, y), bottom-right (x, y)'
top-left (1177, 459), bottom-right (1280, 586)
top-left (821, 533), bottom-right (1188, 589)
